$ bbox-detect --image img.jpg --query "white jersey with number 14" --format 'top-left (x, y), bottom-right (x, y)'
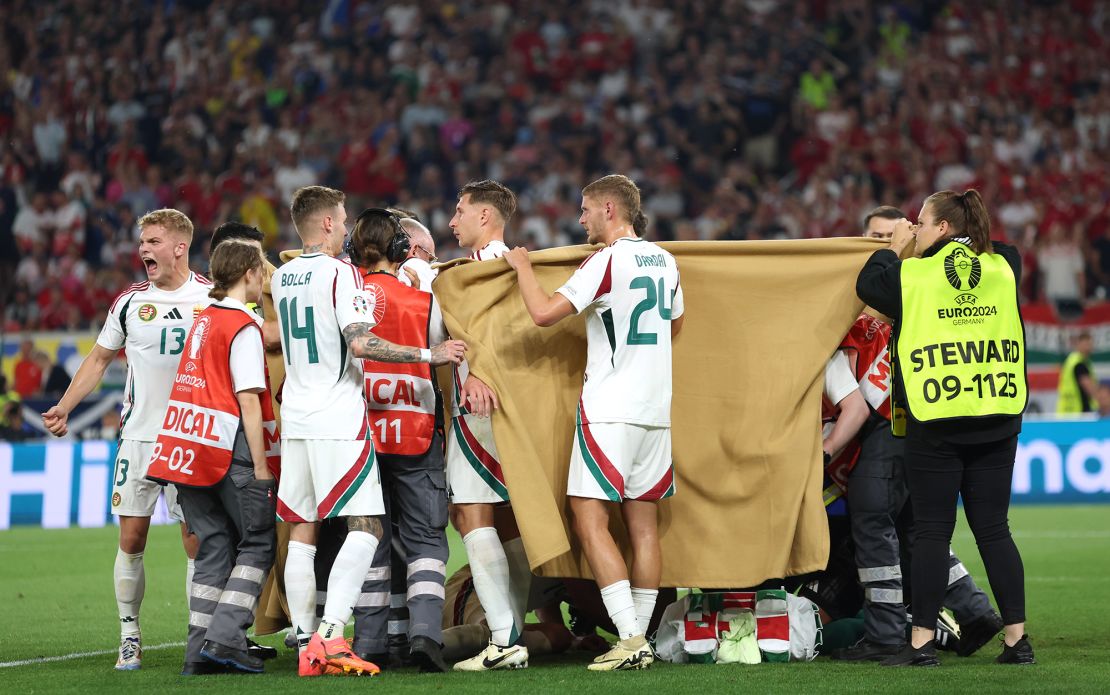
top-left (272, 253), bottom-right (376, 439)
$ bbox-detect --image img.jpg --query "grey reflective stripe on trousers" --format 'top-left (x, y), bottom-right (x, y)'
top-left (352, 446), bottom-right (450, 654)
top-left (177, 475), bottom-right (275, 663)
top-left (942, 551), bottom-right (995, 623)
top-left (848, 424), bottom-right (910, 644)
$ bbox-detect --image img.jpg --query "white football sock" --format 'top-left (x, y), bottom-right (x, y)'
top-left (114, 549), bottom-right (145, 637)
top-left (285, 541), bottom-right (318, 646)
top-left (319, 531), bottom-right (379, 633)
top-left (464, 527), bottom-right (516, 645)
top-left (631, 587), bottom-right (659, 635)
top-left (600, 580), bottom-right (640, 640)
top-left (185, 558), bottom-right (195, 609)
top-left (503, 536), bottom-right (531, 628)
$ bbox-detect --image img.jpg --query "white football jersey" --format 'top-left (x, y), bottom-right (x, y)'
top-left (272, 253), bottom-right (376, 439)
top-left (556, 237), bottom-right (684, 426)
top-left (97, 273), bottom-right (214, 441)
top-left (448, 239), bottom-right (510, 417)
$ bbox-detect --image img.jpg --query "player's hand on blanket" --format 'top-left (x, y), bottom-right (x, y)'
top-left (504, 247), bottom-right (531, 272)
top-left (461, 374), bottom-right (500, 418)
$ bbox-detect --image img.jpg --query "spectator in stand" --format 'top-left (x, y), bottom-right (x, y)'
top-left (1039, 222), bottom-right (1087, 316)
top-left (0, 0), bottom-right (1108, 327)
top-left (13, 339), bottom-right (43, 399)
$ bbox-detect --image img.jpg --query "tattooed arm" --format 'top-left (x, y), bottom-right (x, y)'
top-left (342, 323), bottom-right (467, 365)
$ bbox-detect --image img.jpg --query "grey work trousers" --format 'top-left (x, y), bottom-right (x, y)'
top-left (847, 423), bottom-right (910, 644)
top-left (177, 466), bottom-right (277, 664)
top-left (353, 434), bottom-right (450, 654)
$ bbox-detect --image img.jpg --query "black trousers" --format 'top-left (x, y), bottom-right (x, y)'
top-left (903, 429), bottom-right (1025, 629)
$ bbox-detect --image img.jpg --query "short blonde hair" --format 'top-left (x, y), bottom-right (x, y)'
top-left (291, 186), bottom-right (345, 230)
top-left (582, 174), bottom-right (642, 227)
top-left (138, 208), bottom-right (194, 241)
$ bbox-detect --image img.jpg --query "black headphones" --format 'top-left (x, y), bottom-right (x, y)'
top-left (345, 208), bottom-right (411, 267)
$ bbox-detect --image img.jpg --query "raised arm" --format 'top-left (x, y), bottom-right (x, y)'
top-left (504, 247), bottom-right (577, 327)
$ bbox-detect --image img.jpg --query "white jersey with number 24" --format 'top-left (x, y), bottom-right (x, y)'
top-left (556, 237), bottom-right (683, 427)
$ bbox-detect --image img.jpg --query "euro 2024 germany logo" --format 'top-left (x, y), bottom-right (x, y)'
top-left (944, 246), bottom-right (981, 307)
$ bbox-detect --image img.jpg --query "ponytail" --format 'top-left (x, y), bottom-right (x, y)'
top-left (960, 189), bottom-right (991, 254)
top-left (633, 210), bottom-right (649, 237)
top-left (923, 189), bottom-right (993, 254)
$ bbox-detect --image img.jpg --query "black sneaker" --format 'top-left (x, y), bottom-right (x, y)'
top-left (996, 635), bottom-right (1035, 665)
top-left (831, 639), bottom-right (905, 662)
top-left (356, 652), bottom-right (391, 671)
top-left (181, 660), bottom-right (231, 676)
top-left (881, 642), bottom-right (940, 667)
top-left (956, 611), bottom-right (1004, 657)
top-left (247, 638), bottom-right (278, 661)
top-left (199, 640), bottom-right (265, 673)
top-left (410, 636), bottom-right (449, 673)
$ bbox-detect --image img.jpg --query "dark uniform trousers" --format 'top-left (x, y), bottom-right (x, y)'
top-left (851, 423), bottom-right (998, 644)
top-left (178, 465), bottom-right (277, 664)
top-left (353, 432), bottom-right (450, 654)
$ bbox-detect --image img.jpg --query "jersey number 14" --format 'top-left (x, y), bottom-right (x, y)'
top-left (279, 297), bottom-right (319, 364)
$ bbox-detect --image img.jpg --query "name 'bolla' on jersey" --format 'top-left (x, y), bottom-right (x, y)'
top-left (556, 237), bottom-right (684, 426)
top-left (271, 253), bottom-right (376, 439)
top-left (97, 273), bottom-right (215, 441)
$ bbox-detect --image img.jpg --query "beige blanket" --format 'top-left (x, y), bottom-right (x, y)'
top-left (433, 238), bottom-right (885, 587)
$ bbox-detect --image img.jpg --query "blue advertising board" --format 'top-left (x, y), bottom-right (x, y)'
top-left (1, 420), bottom-right (1108, 528)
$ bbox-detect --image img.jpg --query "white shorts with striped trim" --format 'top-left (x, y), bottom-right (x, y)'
top-left (113, 439), bottom-right (184, 521)
top-left (446, 413), bottom-right (508, 504)
top-left (567, 412), bottom-right (675, 503)
top-left (277, 438), bottom-right (384, 522)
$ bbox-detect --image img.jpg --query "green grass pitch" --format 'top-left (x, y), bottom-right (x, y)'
top-left (1, 505), bottom-right (1108, 694)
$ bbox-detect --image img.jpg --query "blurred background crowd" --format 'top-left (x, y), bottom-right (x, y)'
top-left (0, 0), bottom-right (1108, 344)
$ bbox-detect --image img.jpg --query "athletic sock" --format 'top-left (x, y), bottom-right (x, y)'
top-left (631, 587), bottom-right (659, 635)
top-left (185, 558), bottom-right (195, 609)
top-left (285, 541), bottom-right (318, 647)
top-left (600, 580), bottom-right (640, 641)
top-left (114, 549), bottom-right (145, 638)
top-left (319, 531), bottom-right (379, 633)
top-left (502, 536), bottom-right (531, 629)
top-left (463, 527), bottom-right (516, 646)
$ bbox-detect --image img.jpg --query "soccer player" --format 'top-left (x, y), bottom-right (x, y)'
top-left (443, 180), bottom-right (533, 672)
top-left (273, 186), bottom-right (465, 677)
top-left (42, 209), bottom-right (211, 671)
top-left (505, 174), bottom-right (684, 672)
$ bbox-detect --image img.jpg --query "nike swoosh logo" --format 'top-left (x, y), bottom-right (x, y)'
top-left (481, 650), bottom-right (516, 668)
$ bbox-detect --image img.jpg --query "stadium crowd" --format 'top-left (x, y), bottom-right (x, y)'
top-left (1, 0), bottom-right (1109, 333)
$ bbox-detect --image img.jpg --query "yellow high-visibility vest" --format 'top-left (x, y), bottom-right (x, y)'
top-left (1056, 351), bottom-right (1094, 414)
top-left (895, 241), bottom-right (1027, 423)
